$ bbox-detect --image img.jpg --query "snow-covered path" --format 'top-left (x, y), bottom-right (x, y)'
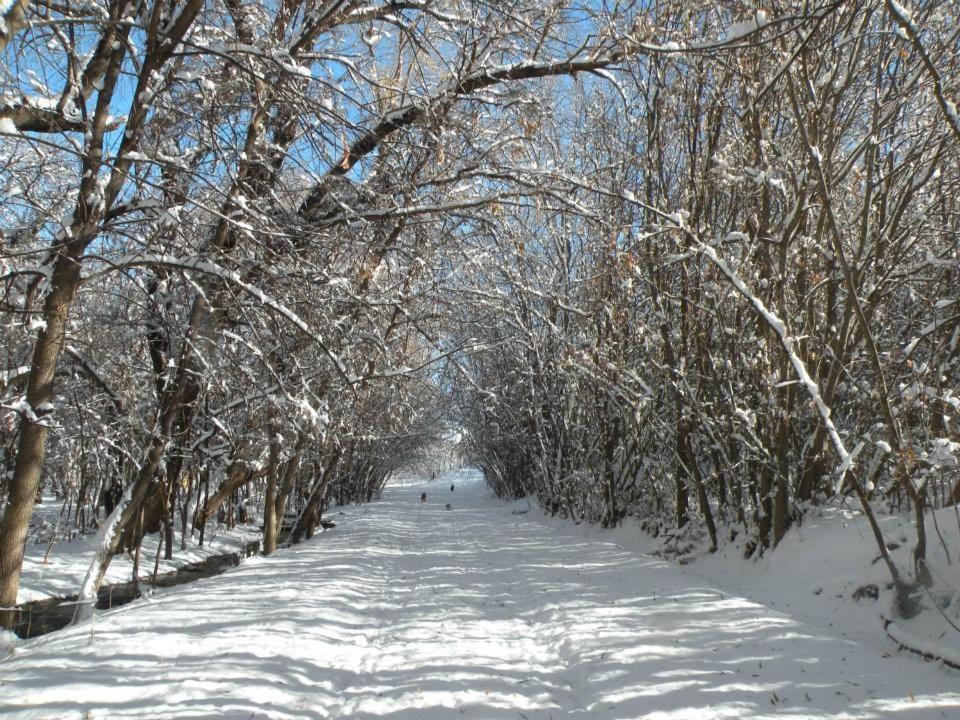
top-left (2, 469), bottom-right (957, 719)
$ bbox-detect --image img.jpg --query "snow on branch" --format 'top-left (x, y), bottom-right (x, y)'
top-left (0, 365), bottom-right (30, 391)
top-left (73, 481), bottom-right (137, 618)
top-left (611, 187), bottom-right (860, 491)
top-left (885, 619), bottom-right (960, 671)
top-left (0, 397), bottom-right (58, 426)
top-left (65, 345), bottom-right (123, 413)
top-left (300, 52), bottom-right (652, 220)
top-left (109, 253), bottom-right (352, 386)
top-left (694, 238), bottom-right (858, 493)
top-left (0, 100), bottom-right (87, 134)
top-left (886, 0), bottom-right (960, 143)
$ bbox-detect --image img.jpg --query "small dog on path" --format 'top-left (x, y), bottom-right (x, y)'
top-left (420, 492), bottom-right (427, 503)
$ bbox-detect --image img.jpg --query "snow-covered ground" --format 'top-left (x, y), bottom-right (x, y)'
top-left (2, 469), bottom-right (958, 719)
top-left (664, 504), bottom-right (960, 671)
top-left (560, 499), bottom-right (960, 674)
top-left (16, 497), bottom-right (261, 603)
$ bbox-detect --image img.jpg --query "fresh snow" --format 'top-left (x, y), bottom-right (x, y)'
top-left (16, 496), bottom-right (260, 604)
top-left (2, 470), bottom-right (958, 719)
top-left (628, 503), bottom-right (960, 676)
top-left (720, 12), bottom-right (769, 43)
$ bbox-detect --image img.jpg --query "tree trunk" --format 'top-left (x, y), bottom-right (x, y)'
top-left (685, 435), bottom-right (718, 552)
top-left (163, 477), bottom-right (175, 561)
top-left (272, 431), bottom-right (309, 545)
top-left (772, 413), bottom-right (790, 547)
top-left (198, 469), bottom-right (210, 547)
top-left (131, 506), bottom-right (144, 583)
top-left (292, 448), bottom-right (341, 544)
top-left (73, 301), bottom-right (203, 614)
top-left (0, 0), bottom-right (204, 626)
top-left (196, 461), bottom-right (257, 534)
top-left (674, 418), bottom-right (690, 530)
top-left (758, 464), bottom-right (773, 550)
top-left (180, 471), bottom-right (193, 551)
top-left (262, 415), bottom-right (282, 556)
top-left (0, 257), bottom-right (82, 629)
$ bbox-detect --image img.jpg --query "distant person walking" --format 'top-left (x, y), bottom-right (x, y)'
top-left (450, 484), bottom-right (455, 492)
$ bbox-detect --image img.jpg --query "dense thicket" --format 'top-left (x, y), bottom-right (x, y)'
top-left (454, 1), bottom-right (960, 610)
top-left (1, 0), bottom-right (958, 629)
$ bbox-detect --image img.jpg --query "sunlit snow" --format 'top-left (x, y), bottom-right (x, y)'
top-left (2, 470), bottom-right (957, 719)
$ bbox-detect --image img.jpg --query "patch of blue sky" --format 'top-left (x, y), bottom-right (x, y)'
top-left (1, 1), bottom-right (637, 252)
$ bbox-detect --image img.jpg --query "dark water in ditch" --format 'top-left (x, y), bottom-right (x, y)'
top-left (13, 539), bottom-right (261, 639)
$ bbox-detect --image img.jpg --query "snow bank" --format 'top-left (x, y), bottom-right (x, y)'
top-left (18, 497), bottom-right (261, 604)
top-left (627, 502), bottom-right (960, 673)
